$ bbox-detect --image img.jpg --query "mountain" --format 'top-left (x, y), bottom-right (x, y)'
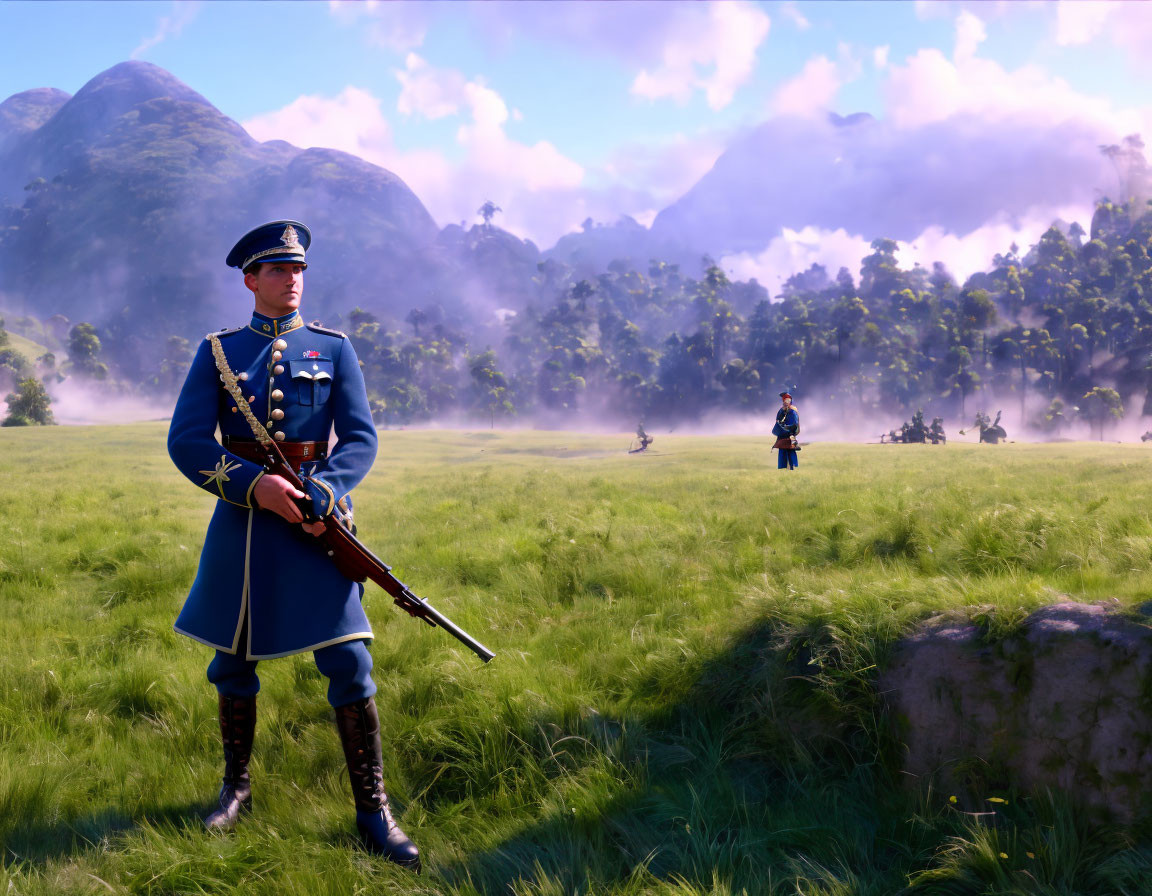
top-left (0, 61), bottom-right (444, 374)
top-left (0, 87), bottom-right (70, 156)
top-left (649, 112), bottom-right (1114, 261)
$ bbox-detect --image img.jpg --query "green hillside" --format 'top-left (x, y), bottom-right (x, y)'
top-left (2, 328), bottom-right (49, 365)
top-left (2, 428), bottom-right (1150, 894)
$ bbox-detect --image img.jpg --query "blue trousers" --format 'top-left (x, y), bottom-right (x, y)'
top-left (778, 449), bottom-right (798, 469)
top-left (208, 635), bottom-right (377, 708)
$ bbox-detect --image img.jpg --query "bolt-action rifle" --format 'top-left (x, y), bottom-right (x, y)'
top-left (210, 335), bottom-right (494, 664)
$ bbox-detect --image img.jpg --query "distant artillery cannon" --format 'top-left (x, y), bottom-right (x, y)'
top-left (960, 410), bottom-right (1007, 444)
top-left (1141, 431), bottom-right (1152, 442)
top-left (628, 424), bottom-right (654, 454)
top-left (881, 409), bottom-right (945, 444)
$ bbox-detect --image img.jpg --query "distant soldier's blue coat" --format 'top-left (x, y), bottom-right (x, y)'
top-left (773, 405), bottom-right (799, 469)
top-left (168, 309), bottom-right (378, 659)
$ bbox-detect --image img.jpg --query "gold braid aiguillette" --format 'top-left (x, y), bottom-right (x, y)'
top-left (209, 334), bottom-right (272, 446)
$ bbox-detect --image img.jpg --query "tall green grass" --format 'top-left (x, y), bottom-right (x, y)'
top-left (3, 426), bottom-right (1152, 894)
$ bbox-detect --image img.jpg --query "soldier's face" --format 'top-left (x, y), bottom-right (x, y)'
top-left (246, 263), bottom-right (304, 316)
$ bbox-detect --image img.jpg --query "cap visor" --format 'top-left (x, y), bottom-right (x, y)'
top-left (245, 254), bottom-right (307, 269)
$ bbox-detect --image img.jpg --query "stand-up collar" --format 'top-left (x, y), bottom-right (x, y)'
top-left (249, 310), bottom-right (303, 338)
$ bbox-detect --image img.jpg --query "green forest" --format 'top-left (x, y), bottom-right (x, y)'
top-left (247, 195), bottom-right (1152, 432)
top-left (5, 197), bottom-right (1152, 433)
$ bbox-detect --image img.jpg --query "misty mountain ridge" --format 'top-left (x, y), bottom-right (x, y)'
top-left (0, 62), bottom-right (477, 372)
top-left (4, 60), bottom-right (1151, 436)
top-left (651, 111), bottom-right (1114, 257)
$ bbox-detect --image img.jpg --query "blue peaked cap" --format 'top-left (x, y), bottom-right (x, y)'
top-left (226, 220), bottom-right (311, 270)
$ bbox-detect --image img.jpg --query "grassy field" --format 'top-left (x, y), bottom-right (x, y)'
top-left (3, 426), bottom-right (1152, 895)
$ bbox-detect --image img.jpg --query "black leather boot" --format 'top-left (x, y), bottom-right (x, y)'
top-left (334, 697), bottom-right (420, 871)
top-left (204, 694), bottom-right (256, 831)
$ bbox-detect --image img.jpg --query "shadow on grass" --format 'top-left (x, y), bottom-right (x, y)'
top-left (433, 617), bottom-right (914, 895)
top-left (2, 802), bottom-right (204, 866)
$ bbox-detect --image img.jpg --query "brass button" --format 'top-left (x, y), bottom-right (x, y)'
top-left (271, 409), bottom-right (285, 420)
top-left (273, 431), bottom-right (286, 442)
top-left (238, 372), bottom-right (248, 381)
top-left (273, 365), bottom-right (284, 375)
top-left (230, 407), bottom-right (238, 413)
top-left (271, 351), bottom-right (282, 362)
top-left (271, 389), bottom-right (284, 402)
top-left (247, 395), bottom-right (256, 404)
top-left (273, 339), bottom-right (288, 351)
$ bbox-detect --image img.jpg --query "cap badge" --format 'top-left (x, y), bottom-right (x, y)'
top-left (281, 224), bottom-right (302, 249)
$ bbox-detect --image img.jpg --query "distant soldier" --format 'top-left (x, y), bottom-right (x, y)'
top-left (772, 391), bottom-right (800, 470)
top-left (929, 416), bottom-right (947, 444)
top-left (629, 422), bottom-right (654, 453)
top-left (167, 221), bottom-right (419, 869)
top-left (961, 409), bottom-right (1007, 444)
top-left (906, 409), bottom-right (928, 443)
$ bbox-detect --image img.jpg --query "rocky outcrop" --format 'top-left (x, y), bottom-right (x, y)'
top-left (881, 602), bottom-right (1152, 822)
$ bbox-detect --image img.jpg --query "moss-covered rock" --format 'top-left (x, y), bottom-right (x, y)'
top-left (882, 601), bottom-right (1152, 822)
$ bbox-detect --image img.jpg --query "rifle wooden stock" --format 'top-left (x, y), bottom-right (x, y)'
top-left (255, 441), bottom-right (495, 664)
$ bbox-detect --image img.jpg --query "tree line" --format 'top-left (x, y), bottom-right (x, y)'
top-left (5, 197), bottom-right (1152, 435)
top-left (335, 198), bottom-right (1152, 434)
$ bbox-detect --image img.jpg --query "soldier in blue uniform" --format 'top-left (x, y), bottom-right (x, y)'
top-left (772, 391), bottom-right (800, 470)
top-left (167, 221), bottom-right (419, 870)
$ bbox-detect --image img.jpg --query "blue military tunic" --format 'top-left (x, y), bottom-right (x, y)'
top-left (773, 405), bottom-right (800, 469)
top-left (168, 309), bottom-right (378, 659)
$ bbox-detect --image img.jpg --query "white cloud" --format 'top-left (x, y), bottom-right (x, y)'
top-left (953, 9), bottom-right (987, 61)
top-left (131, 0), bottom-right (201, 59)
top-left (900, 204), bottom-right (1090, 281)
top-left (722, 226), bottom-right (872, 289)
top-left (883, 43), bottom-right (1152, 132)
top-left (327, 0), bottom-right (429, 51)
top-left (601, 130), bottom-right (728, 203)
top-left (772, 56), bottom-right (845, 118)
top-left (873, 45), bottom-right (890, 70)
top-left (396, 53), bottom-right (468, 119)
top-left (914, 0), bottom-right (952, 20)
top-left (1052, 1), bottom-right (1152, 73)
top-left (719, 205), bottom-right (1093, 296)
top-left (630, 1), bottom-right (770, 110)
top-left (771, 44), bottom-right (862, 118)
top-left (632, 209), bottom-right (658, 228)
top-left (781, 1), bottom-right (811, 31)
top-left (1054, 0), bottom-right (1120, 46)
top-left (243, 86), bottom-right (396, 161)
top-left (242, 67), bottom-right (586, 247)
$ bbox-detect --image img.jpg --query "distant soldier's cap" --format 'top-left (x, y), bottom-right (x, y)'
top-left (226, 220), bottom-right (311, 271)
top-left (779, 391), bottom-right (793, 399)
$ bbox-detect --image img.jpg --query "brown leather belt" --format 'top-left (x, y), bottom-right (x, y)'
top-left (223, 437), bottom-right (328, 472)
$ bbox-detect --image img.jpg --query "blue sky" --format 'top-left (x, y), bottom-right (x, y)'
top-left (2, 1), bottom-right (1151, 275)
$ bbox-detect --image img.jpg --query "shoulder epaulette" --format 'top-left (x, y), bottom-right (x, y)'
top-left (306, 320), bottom-right (347, 338)
top-left (205, 325), bottom-right (244, 340)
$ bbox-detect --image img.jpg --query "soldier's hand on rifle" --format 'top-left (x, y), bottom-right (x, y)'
top-left (255, 474), bottom-right (308, 524)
